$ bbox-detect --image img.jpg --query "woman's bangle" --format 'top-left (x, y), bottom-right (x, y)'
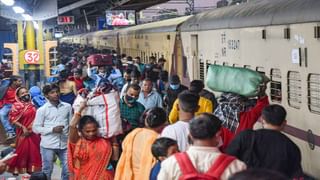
top-left (75, 112), bottom-right (81, 117)
top-left (112, 143), bottom-right (119, 147)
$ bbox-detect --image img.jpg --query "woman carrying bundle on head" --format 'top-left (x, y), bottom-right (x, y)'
top-left (68, 100), bottom-right (114, 180)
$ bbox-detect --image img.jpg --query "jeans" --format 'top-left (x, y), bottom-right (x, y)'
top-left (40, 147), bottom-right (69, 180)
top-left (0, 104), bottom-right (14, 134)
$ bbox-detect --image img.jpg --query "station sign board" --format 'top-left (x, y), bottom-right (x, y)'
top-left (57, 16), bottom-right (75, 25)
top-left (24, 50), bottom-right (40, 64)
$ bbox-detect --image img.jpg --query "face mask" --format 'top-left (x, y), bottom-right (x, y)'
top-left (170, 84), bottom-right (180, 90)
top-left (125, 95), bottom-right (137, 104)
top-left (20, 94), bottom-right (31, 102)
top-left (98, 72), bottom-right (105, 77)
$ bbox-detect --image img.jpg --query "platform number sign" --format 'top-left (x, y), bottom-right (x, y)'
top-left (24, 50), bottom-right (40, 64)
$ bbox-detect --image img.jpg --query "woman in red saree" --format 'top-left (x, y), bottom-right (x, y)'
top-left (7, 87), bottom-right (42, 174)
top-left (68, 101), bottom-right (113, 180)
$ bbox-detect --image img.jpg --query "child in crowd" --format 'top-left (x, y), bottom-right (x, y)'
top-left (150, 137), bottom-right (179, 180)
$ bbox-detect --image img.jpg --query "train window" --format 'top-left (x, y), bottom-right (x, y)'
top-left (284, 28), bottom-right (290, 39)
top-left (270, 68), bottom-right (282, 102)
top-left (206, 60), bottom-right (212, 73)
top-left (287, 71), bottom-right (302, 109)
top-left (244, 65), bottom-right (251, 69)
top-left (143, 52), bottom-right (146, 63)
top-left (183, 56), bottom-right (188, 78)
top-left (314, 26), bottom-right (320, 39)
top-left (256, 66), bottom-right (265, 74)
top-left (308, 74), bottom-right (320, 114)
top-left (199, 59), bottom-right (205, 81)
top-left (262, 29), bottom-right (266, 39)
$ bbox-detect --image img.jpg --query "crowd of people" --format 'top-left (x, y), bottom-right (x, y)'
top-left (0, 44), bottom-right (312, 180)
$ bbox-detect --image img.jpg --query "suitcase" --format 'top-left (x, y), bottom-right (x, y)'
top-left (87, 54), bottom-right (113, 66)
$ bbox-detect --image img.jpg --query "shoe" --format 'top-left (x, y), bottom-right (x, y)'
top-left (6, 133), bottom-right (16, 140)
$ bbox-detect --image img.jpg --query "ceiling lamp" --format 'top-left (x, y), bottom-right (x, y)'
top-left (22, 14), bottom-right (33, 21)
top-left (12, 6), bottom-right (24, 13)
top-left (1, 0), bottom-right (14, 6)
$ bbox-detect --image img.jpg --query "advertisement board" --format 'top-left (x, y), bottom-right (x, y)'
top-left (106, 10), bottom-right (136, 26)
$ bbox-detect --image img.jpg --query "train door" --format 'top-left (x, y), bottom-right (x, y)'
top-left (116, 32), bottom-right (120, 55)
top-left (191, 34), bottom-right (199, 80)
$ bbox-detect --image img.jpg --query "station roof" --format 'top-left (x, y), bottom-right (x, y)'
top-left (181, 0), bottom-right (320, 32)
top-left (113, 0), bottom-right (169, 11)
top-left (1, 0), bottom-right (169, 21)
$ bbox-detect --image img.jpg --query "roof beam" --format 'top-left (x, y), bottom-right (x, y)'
top-left (58, 0), bottom-right (99, 14)
top-left (113, 0), bottom-right (169, 11)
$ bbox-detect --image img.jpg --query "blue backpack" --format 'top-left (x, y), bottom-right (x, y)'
top-left (32, 95), bottom-right (47, 108)
top-left (29, 86), bottom-right (47, 108)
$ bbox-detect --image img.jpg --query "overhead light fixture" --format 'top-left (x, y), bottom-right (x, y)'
top-left (1, 0), bottom-right (15, 6)
top-left (12, 6), bottom-right (24, 13)
top-left (33, 21), bottom-right (39, 29)
top-left (22, 14), bottom-right (32, 21)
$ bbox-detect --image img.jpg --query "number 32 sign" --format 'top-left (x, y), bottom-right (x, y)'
top-left (24, 50), bottom-right (40, 64)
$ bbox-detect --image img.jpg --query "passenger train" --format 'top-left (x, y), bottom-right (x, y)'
top-left (60, 0), bottom-right (320, 177)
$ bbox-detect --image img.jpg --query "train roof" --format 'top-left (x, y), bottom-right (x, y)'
top-left (119, 16), bottom-right (192, 34)
top-left (180, 0), bottom-right (320, 32)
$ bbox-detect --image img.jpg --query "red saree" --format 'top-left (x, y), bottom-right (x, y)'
top-left (68, 137), bottom-right (114, 180)
top-left (7, 100), bottom-right (42, 174)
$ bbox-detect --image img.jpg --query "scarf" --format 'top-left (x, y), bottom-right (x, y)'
top-left (214, 92), bottom-right (255, 133)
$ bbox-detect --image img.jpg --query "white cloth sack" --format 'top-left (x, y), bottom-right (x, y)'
top-left (73, 90), bottom-right (123, 138)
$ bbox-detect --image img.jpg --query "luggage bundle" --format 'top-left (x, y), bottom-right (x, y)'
top-left (87, 54), bottom-right (113, 66)
top-left (73, 90), bottom-right (123, 138)
top-left (205, 65), bottom-right (268, 97)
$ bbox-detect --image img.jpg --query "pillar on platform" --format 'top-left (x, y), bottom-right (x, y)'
top-left (36, 21), bottom-right (46, 85)
top-left (17, 21), bottom-right (25, 79)
top-left (25, 21), bottom-right (37, 87)
top-left (26, 21), bottom-right (36, 50)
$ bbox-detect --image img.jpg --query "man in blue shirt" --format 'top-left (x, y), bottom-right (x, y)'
top-left (138, 78), bottom-right (163, 109)
top-left (33, 84), bottom-right (72, 180)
